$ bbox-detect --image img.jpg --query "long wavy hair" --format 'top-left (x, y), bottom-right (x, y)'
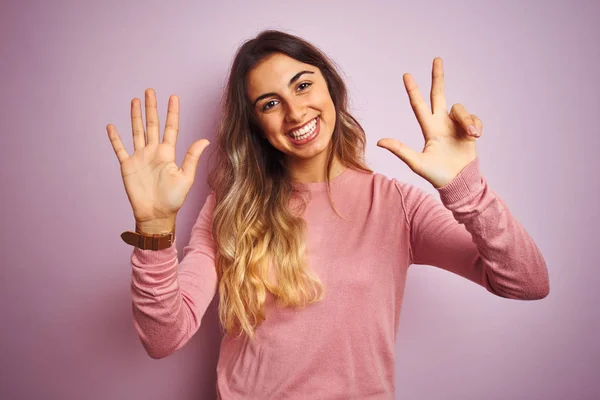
top-left (207, 29), bottom-right (372, 340)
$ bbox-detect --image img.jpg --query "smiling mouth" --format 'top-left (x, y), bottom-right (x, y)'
top-left (286, 117), bottom-right (320, 145)
top-left (287, 117), bottom-right (318, 140)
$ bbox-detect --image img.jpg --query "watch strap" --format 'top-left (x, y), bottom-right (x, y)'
top-left (121, 225), bottom-right (175, 250)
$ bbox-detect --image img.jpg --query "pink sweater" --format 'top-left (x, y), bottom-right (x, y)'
top-left (129, 157), bottom-right (549, 399)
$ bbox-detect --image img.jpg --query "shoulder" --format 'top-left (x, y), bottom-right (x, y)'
top-left (354, 168), bottom-right (410, 194)
top-left (343, 168), bottom-right (415, 202)
top-left (350, 168), bottom-right (434, 209)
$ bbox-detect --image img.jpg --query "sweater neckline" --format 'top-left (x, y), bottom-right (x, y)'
top-left (292, 167), bottom-right (353, 192)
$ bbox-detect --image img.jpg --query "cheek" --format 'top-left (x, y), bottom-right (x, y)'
top-left (313, 89), bottom-right (331, 108)
top-left (318, 92), bottom-right (336, 126)
top-left (266, 118), bottom-right (282, 136)
top-left (258, 115), bottom-right (285, 142)
top-left (311, 87), bottom-right (335, 113)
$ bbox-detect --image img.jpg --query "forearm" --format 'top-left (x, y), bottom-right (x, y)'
top-left (403, 158), bottom-right (550, 300)
top-left (130, 241), bottom-right (218, 358)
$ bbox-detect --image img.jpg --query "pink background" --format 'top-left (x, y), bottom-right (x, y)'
top-left (1, 0), bottom-right (598, 399)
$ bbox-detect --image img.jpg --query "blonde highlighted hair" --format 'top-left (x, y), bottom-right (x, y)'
top-left (207, 30), bottom-right (372, 340)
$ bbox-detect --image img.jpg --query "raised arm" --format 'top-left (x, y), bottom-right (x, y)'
top-left (395, 158), bottom-right (550, 300)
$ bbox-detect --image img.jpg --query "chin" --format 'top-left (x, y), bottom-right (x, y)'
top-left (287, 132), bottom-right (332, 162)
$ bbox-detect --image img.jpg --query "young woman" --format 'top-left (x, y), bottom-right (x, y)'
top-left (107, 30), bottom-right (549, 399)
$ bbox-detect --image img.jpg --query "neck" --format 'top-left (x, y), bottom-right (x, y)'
top-left (286, 152), bottom-right (345, 184)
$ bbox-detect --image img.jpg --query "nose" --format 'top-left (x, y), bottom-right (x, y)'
top-left (284, 100), bottom-right (307, 124)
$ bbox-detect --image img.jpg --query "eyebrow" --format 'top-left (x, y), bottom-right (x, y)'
top-left (252, 70), bottom-right (315, 108)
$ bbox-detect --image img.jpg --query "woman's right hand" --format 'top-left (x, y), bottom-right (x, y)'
top-left (107, 88), bottom-right (210, 230)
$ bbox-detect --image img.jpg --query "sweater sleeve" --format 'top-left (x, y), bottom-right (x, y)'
top-left (394, 157), bottom-right (550, 300)
top-left (129, 192), bottom-right (219, 358)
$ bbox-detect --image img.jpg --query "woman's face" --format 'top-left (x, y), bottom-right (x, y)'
top-left (246, 53), bottom-right (336, 165)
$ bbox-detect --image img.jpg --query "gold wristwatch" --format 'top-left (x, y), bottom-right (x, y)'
top-left (121, 224), bottom-right (175, 250)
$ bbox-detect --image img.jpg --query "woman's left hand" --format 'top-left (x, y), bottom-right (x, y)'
top-left (377, 57), bottom-right (482, 189)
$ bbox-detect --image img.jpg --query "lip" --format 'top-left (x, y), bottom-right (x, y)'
top-left (286, 117), bottom-right (320, 146)
top-left (287, 117), bottom-right (318, 136)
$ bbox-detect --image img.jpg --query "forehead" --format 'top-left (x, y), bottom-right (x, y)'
top-left (246, 53), bottom-right (316, 94)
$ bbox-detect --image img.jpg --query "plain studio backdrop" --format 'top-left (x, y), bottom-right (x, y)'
top-left (1, 0), bottom-right (598, 399)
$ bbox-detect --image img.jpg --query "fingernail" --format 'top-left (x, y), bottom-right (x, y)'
top-left (468, 125), bottom-right (479, 136)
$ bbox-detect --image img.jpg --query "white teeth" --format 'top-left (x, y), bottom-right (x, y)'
top-left (289, 118), bottom-right (317, 139)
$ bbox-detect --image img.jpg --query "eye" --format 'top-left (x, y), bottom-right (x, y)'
top-left (297, 82), bottom-right (312, 91)
top-left (261, 82), bottom-right (312, 112)
top-left (262, 100), bottom-right (279, 111)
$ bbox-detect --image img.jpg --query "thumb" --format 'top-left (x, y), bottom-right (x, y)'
top-left (377, 138), bottom-right (420, 172)
top-left (180, 139), bottom-right (211, 182)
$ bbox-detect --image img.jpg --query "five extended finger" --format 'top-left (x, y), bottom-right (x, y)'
top-left (181, 139), bottom-right (211, 182)
top-left (131, 98), bottom-right (145, 150)
top-left (107, 124), bottom-right (130, 164)
top-left (145, 88), bottom-right (160, 145)
top-left (163, 95), bottom-right (179, 147)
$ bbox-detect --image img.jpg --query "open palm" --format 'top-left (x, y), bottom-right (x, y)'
top-left (107, 89), bottom-right (210, 224)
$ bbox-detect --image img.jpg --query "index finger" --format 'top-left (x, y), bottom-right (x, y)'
top-left (403, 73), bottom-right (430, 129)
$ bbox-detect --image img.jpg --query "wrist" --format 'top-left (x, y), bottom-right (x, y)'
top-left (135, 217), bottom-right (176, 235)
